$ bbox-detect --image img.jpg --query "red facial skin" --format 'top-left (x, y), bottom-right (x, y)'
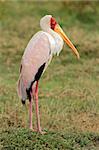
top-left (50, 17), bottom-right (57, 30)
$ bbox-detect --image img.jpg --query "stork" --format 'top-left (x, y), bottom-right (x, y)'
top-left (17, 15), bottom-right (79, 134)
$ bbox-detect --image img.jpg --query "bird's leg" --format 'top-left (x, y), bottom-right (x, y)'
top-left (29, 92), bottom-right (33, 130)
top-left (35, 81), bottom-right (42, 133)
top-left (32, 85), bottom-right (36, 100)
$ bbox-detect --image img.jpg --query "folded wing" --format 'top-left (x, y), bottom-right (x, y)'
top-left (17, 31), bottom-right (52, 102)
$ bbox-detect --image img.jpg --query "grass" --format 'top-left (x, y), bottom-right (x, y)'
top-left (0, 128), bottom-right (99, 150)
top-left (0, 1), bottom-right (99, 149)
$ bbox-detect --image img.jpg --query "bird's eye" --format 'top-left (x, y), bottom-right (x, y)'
top-left (50, 17), bottom-right (57, 30)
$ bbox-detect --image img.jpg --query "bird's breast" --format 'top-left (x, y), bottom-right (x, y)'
top-left (45, 31), bottom-right (64, 56)
top-left (54, 36), bottom-right (64, 56)
top-left (43, 32), bottom-right (56, 55)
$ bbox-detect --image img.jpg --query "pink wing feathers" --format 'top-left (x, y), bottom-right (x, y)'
top-left (17, 31), bottom-right (51, 101)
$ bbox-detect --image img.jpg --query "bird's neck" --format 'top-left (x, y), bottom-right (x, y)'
top-left (46, 28), bottom-right (64, 56)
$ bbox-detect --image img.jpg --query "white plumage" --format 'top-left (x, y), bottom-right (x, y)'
top-left (17, 15), bottom-right (79, 133)
top-left (18, 15), bottom-right (64, 101)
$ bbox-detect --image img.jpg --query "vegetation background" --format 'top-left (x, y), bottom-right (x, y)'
top-left (0, 1), bottom-right (99, 149)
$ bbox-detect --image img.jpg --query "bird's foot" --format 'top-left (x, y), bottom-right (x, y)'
top-left (30, 127), bottom-right (46, 134)
top-left (29, 127), bottom-right (37, 132)
top-left (37, 129), bottom-right (46, 134)
top-left (30, 128), bottom-right (37, 132)
top-left (39, 131), bottom-right (46, 134)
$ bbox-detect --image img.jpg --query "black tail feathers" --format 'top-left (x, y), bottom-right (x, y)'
top-left (21, 99), bottom-right (26, 105)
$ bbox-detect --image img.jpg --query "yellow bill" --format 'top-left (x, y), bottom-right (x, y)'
top-left (54, 24), bottom-right (80, 59)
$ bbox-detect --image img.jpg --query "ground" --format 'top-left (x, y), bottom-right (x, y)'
top-left (0, 1), bottom-right (99, 150)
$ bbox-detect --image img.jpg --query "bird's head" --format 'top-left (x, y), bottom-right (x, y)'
top-left (40, 15), bottom-right (80, 59)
